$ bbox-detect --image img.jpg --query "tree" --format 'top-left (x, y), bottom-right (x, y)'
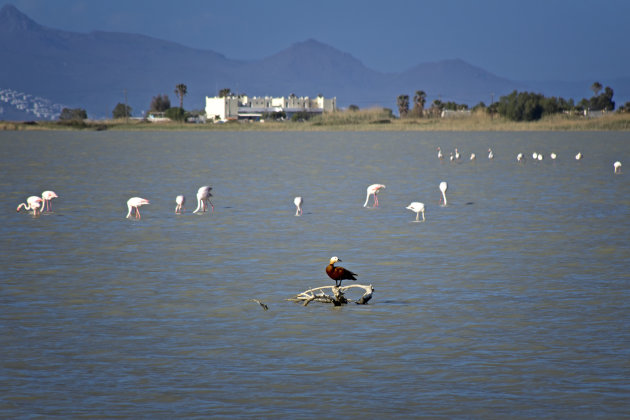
top-left (165, 107), bottom-right (186, 121)
top-left (59, 108), bottom-right (87, 121)
top-left (397, 94), bottom-right (409, 118)
top-left (412, 90), bottom-right (427, 117)
top-left (112, 103), bottom-right (132, 119)
top-left (219, 88), bottom-right (232, 97)
top-left (174, 83), bottom-right (187, 109)
top-left (591, 81), bottom-right (603, 97)
top-left (348, 104), bottom-right (360, 112)
top-left (150, 94), bottom-right (171, 112)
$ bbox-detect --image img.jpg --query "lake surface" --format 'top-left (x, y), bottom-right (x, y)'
top-left (1, 130), bottom-right (629, 418)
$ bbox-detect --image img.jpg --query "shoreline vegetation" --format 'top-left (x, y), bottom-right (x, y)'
top-left (2, 108), bottom-right (630, 131)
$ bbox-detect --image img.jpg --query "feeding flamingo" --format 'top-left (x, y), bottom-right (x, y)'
top-left (406, 202), bottom-right (425, 222)
top-left (294, 196), bottom-right (303, 216)
top-left (614, 161), bottom-right (622, 174)
top-left (41, 190), bottom-right (58, 212)
top-left (575, 152), bottom-right (583, 160)
top-left (126, 197), bottom-right (150, 219)
top-left (363, 184), bottom-right (386, 208)
top-left (517, 153), bottom-right (524, 163)
top-left (193, 186), bottom-right (214, 214)
top-left (175, 195), bottom-right (186, 213)
top-left (17, 196), bottom-right (43, 215)
top-left (439, 181), bottom-right (448, 206)
top-left (470, 153), bottom-right (476, 161)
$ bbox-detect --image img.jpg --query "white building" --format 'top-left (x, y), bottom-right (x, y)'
top-left (205, 94), bottom-right (336, 122)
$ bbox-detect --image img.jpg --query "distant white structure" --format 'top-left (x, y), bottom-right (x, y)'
top-left (441, 109), bottom-right (471, 118)
top-left (205, 94), bottom-right (336, 122)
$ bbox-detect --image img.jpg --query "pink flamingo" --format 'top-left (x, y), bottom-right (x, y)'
top-left (294, 196), bottom-right (303, 216)
top-left (41, 190), bottom-right (58, 212)
top-left (193, 186), bottom-right (214, 214)
top-left (17, 196), bottom-right (43, 215)
top-left (363, 184), bottom-right (386, 208)
top-left (126, 197), bottom-right (150, 219)
top-left (175, 195), bottom-right (186, 213)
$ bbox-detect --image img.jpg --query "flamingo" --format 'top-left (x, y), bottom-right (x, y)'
top-left (454, 148), bottom-right (460, 160)
top-left (126, 197), bottom-right (149, 219)
top-left (294, 196), bottom-right (303, 216)
top-left (193, 186), bottom-right (214, 214)
top-left (575, 152), bottom-right (583, 160)
top-left (550, 153), bottom-right (557, 160)
top-left (449, 152), bottom-right (454, 162)
top-left (532, 152), bottom-right (538, 160)
top-left (488, 148), bottom-right (494, 159)
top-left (363, 184), bottom-right (386, 208)
top-left (470, 153), bottom-right (476, 161)
top-left (41, 190), bottom-right (58, 212)
top-left (439, 181), bottom-right (448, 206)
top-left (326, 256), bottom-right (358, 287)
top-left (437, 147), bottom-right (443, 159)
top-left (175, 195), bottom-right (186, 213)
top-left (17, 196), bottom-right (43, 215)
top-left (406, 202), bottom-right (425, 222)
top-left (537, 154), bottom-right (544, 161)
top-left (517, 153), bottom-right (524, 163)
top-left (613, 161), bottom-right (622, 174)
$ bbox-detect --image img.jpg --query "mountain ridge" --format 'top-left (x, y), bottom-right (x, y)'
top-left (0, 4), bottom-right (627, 119)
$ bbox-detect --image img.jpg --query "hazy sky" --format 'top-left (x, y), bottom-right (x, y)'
top-left (2, 0), bottom-right (628, 82)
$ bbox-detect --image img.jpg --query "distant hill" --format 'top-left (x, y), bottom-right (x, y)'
top-left (0, 4), bottom-right (627, 120)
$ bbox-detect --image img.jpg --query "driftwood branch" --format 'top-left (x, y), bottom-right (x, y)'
top-left (288, 284), bottom-right (374, 306)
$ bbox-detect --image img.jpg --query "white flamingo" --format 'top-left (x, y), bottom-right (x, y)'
top-left (126, 197), bottom-right (149, 219)
top-left (17, 196), bottom-right (43, 215)
top-left (175, 195), bottom-right (185, 213)
top-left (363, 184), bottom-right (386, 208)
top-left (488, 148), bottom-right (494, 159)
top-left (575, 152), bottom-right (583, 160)
top-left (41, 190), bottom-right (58, 212)
top-left (294, 196), bottom-right (303, 216)
top-left (470, 153), bottom-right (476, 161)
top-left (532, 152), bottom-right (538, 160)
top-left (538, 153), bottom-right (544, 161)
top-left (550, 153), bottom-right (557, 160)
top-left (439, 181), bottom-right (448, 206)
top-left (406, 202), bottom-right (425, 222)
top-left (517, 153), bottom-right (524, 163)
top-left (613, 161), bottom-right (622, 174)
top-left (437, 147), bottom-right (443, 159)
top-left (454, 148), bottom-right (460, 160)
top-left (193, 186), bottom-right (214, 213)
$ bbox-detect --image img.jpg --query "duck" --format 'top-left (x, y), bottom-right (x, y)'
top-left (326, 256), bottom-right (358, 287)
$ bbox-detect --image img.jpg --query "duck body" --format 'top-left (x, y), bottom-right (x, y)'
top-left (326, 256), bottom-right (358, 287)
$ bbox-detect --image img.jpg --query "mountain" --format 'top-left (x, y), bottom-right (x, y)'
top-left (0, 4), bottom-right (627, 120)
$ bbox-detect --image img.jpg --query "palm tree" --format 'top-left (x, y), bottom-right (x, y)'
top-left (591, 82), bottom-right (603, 97)
top-left (397, 94), bottom-right (409, 118)
top-left (413, 90), bottom-right (427, 117)
top-left (174, 83), bottom-right (188, 109)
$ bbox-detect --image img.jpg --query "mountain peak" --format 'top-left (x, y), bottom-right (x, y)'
top-left (0, 4), bottom-right (42, 32)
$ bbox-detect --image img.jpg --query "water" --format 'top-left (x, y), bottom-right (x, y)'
top-left (1, 130), bottom-right (629, 418)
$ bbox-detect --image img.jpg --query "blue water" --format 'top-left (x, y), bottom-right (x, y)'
top-left (1, 130), bottom-right (629, 418)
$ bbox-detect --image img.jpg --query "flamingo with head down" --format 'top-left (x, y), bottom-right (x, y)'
top-left (363, 184), bottom-right (386, 208)
top-left (126, 197), bottom-right (150, 219)
top-left (193, 186), bottom-right (214, 214)
top-left (406, 202), bottom-right (425, 221)
top-left (175, 195), bottom-right (186, 213)
top-left (439, 181), bottom-right (448, 206)
top-left (41, 190), bottom-right (58, 212)
top-left (17, 196), bottom-right (43, 215)
top-left (294, 196), bottom-right (303, 216)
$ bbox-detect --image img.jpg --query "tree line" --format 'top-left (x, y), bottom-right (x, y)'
top-left (395, 82), bottom-right (624, 122)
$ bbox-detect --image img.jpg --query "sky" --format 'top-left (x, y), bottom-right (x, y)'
top-left (2, 0), bottom-right (629, 82)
